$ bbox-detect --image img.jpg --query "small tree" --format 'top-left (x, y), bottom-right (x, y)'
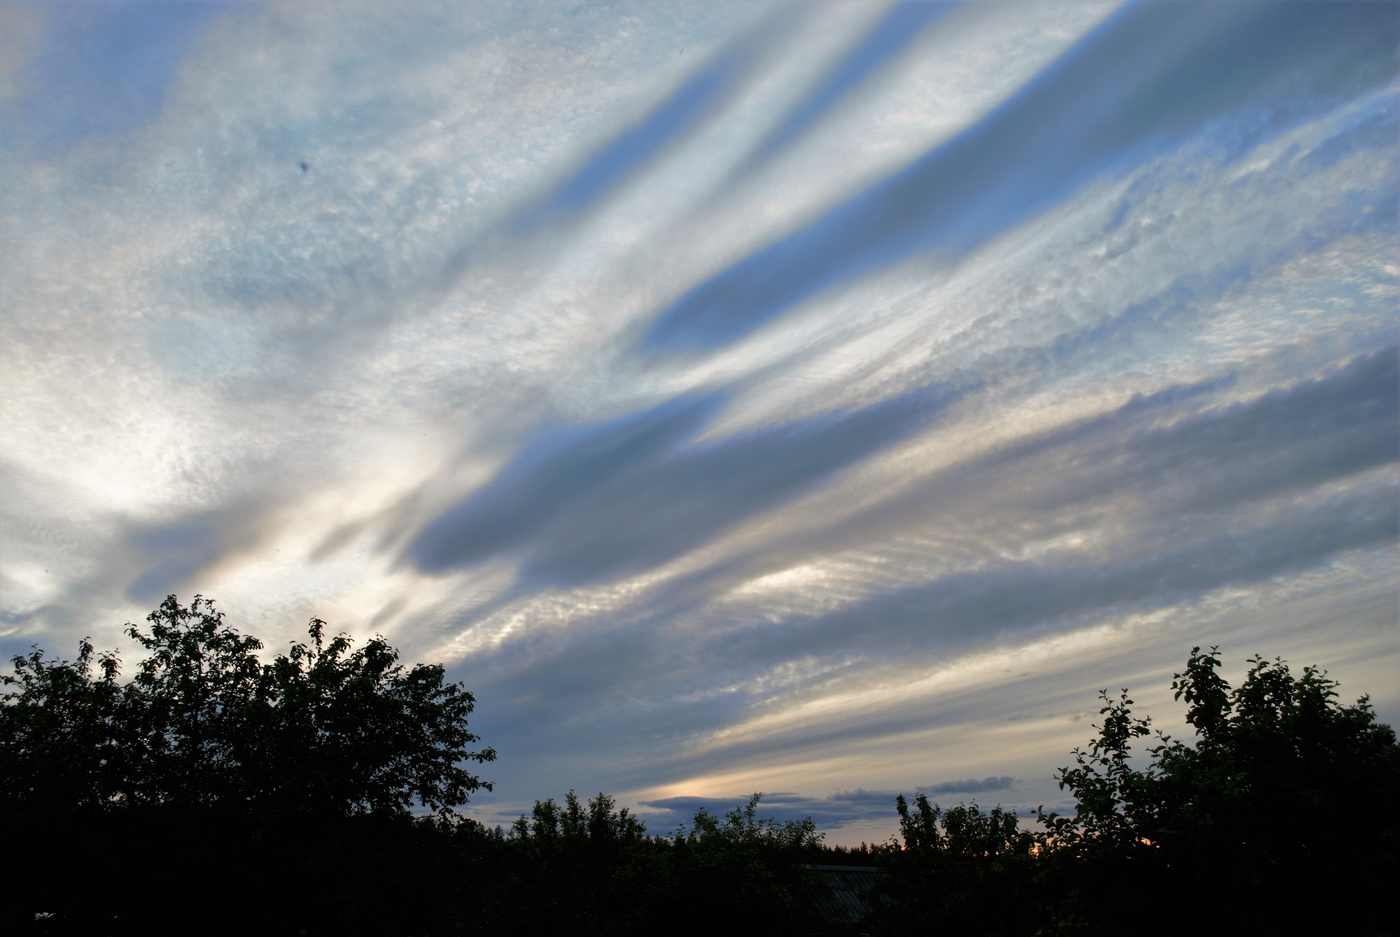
top-left (2, 596), bottom-right (497, 932)
top-left (0, 637), bottom-right (125, 811)
top-left (511, 789), bottom-right (648, 845)
top-left (2, 594), bottom-right (496, 818)
top-left (1039, 646), bottom-right (1399, 935)
top-left (672, 795), bottom-right (828, 935)
top-left (504, 791), bottom-right (661, 932)
top-left (869, 797), bottom-right (1036, 936)
top-left (250, 614), bottom-right (494, 817)
top-left (120, 594), bottom-right (267, 808)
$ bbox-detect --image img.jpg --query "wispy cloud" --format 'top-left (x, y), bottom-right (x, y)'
top-left (2, 0), bottom-right (1395, 841)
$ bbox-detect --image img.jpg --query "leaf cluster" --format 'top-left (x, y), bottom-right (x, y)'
top-left (668, 794), bottom-right (829, 933)
top-left (7, 606), bottom-right (1397, 936)
top-left (2, 594), bottom-right (494, 819)
top-left (1035, 646), bottom-right (1399, 935)
top-left (867, 798), bottom-right (1036, 936)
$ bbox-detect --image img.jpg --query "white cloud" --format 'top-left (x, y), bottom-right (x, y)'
top-left (2, 0), bottom-right (1395, 843)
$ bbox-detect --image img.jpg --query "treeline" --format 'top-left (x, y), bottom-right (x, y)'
top-left (3, 597), bottom-right (1397, 935)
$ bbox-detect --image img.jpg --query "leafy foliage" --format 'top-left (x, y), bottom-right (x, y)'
top-left (670, 794), bottom-right (829, 934)
top-left (488, 792), bottom-right (832, 936)
top-left (1039, 646), bottom-right (1400, 935)
top-left (1036, 687), bottom-right (1156, 859)
top-left (511, 789), bottom-right (649, 844)
top-left (892, 794), bottom-right (1029, 858)
top-left (2, 594), bottom-right (494, 819)
top-left (501, 792), bottom-right (665, 933)
top-left (873, 647), bottom-right (1398, 937)
top-left (868, 797), bottom-right (1036, 936)
top-left (249, 613), bottom-right (493, 816)
top-left (680, 792), bottom-right (823, 852)
top-left (0, 637), bottom-right (124, 812)
top-left (7, 620), bottom-right (1395, 936)
top-left (119, 594), bottom-right (266, 808)
top-left (2, 595), bottom-right (495, 935)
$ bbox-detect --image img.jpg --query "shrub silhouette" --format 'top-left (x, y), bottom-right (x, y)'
top-left (1038, 646), bottom-right (1399, 935)
top-left (8, 612), bottom-right (1395, 936)
top-left (868, 798), bottom-right (1036, 936)
top-left (2, 595), bottom-right (494, 934)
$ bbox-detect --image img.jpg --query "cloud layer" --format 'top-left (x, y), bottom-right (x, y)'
top-left (2, 1), bottom-right (1396, 840)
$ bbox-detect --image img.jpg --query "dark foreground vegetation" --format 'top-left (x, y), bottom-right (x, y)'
top-left (4, 597), bottom-right (1397, 935)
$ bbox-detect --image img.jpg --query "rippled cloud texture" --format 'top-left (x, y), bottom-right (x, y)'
top-left (2, 1), bottom-right (1396, 841)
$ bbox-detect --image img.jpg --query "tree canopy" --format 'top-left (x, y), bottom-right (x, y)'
top-left (1036, 645), bottom-right (1399, 935)
top-left (1, 594), bottom-right (494, 818)
top-left (867, 798), bottom-right (1036, 936)
top-left (870, 646), bottom-right (1399, 936)
top-left (6, 604), bottom-right (1396, 936)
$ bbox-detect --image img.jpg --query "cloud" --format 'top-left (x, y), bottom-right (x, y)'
top-left (736, 1), bottom-right (952, 172)
top-left (2, 0), bottom-right (1395, 845)
top-left (639, 791), bottom-right (897, 834)
top-left (0, 6), bottom-right (43, 107)
top-left (693, 352), bottom-right (1398, 670)
top-left (641, 1), bottom-right (1397, 350)
top-left (921, 777), bottom-right (1016, 797)
top-left (635, 778), bottom-right (1021, 836)
top-left (409, 380), bottom-right (972, 588)
top-left (123, 498), bottom-right (275, 605)
top-left (437, 352), bottom-right (1395, 807)
top-left (3, 1), bottom-right (224, 149)
top-left (516, 35), bottom-right (758, 231)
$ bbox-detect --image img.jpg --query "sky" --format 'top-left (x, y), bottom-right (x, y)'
top-left (1, 0), bottom-right (1396, 844)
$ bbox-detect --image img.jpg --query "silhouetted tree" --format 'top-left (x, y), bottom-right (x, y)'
top-left (2, 595), bottom-right (495, 934)
top-left (0, 636), bottom-right (125, 813)
top-left (670, 794), bottom-right (829, 935)
top-left (867, 798), bottom-right (1036, 936)
top-left (489, 792), bottom-right (833, 936)
top-left (500, 791), bottom-right (667, 933)
top-left (1038, 646), bottom-right (1400, 935)
top-left (2, 595), bottom-right (494, 818)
